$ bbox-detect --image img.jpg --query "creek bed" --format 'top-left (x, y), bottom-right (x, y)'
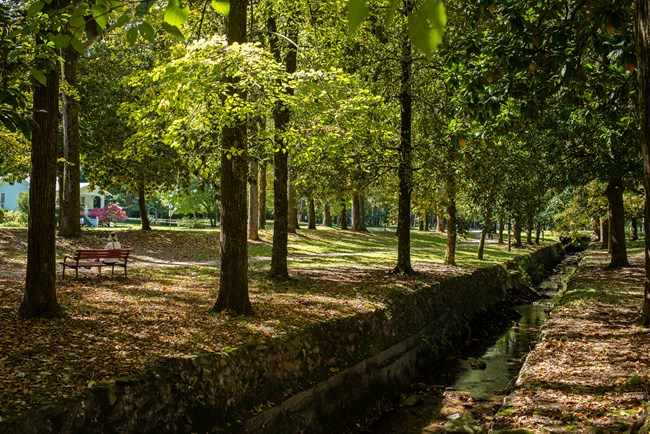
top-left (367, 255), bottom-right (579, 433)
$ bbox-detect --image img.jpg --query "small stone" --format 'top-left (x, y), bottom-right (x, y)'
top-left (402, 394), bottom-right (425, 407)
top-left (442, 412), bottom-right (482, 433)
top-left (469, 359), bottom-right (487, 370)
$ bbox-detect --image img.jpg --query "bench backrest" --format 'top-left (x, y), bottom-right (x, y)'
top-left (74, 249), bottom-right (131, 260)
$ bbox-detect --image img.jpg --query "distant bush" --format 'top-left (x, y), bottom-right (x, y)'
top-left (1, 210), bottom-right (27, 227)
top-left (17, 192), bottom-right (29, 214)
top-left (179, 217), bottom-right (205, 229)
top-left (0, 207), bottom-right (4, 224)
top-left (103, 202), bottom-right (127, 224)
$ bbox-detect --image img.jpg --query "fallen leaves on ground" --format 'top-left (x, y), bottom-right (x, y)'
top-left (494, 247), bottom-right (650, 433)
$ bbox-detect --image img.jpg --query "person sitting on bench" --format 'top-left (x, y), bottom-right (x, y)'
top-left (101, 232), bottom-right (122, 264)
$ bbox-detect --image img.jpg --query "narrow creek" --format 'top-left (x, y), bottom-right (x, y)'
top-left (367, 254), bottom-right (580, 433)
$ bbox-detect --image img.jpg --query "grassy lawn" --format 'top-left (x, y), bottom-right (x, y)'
top-left (0, 225), bottom-right (557, 420)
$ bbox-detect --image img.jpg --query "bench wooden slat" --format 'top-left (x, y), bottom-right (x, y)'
top-left (61, 249), bottom-right (131, 279)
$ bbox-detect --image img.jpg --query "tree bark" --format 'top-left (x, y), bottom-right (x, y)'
top-left (535, 226), bottom-right (541, 244)
top-left (20, 67), bottom-right (62, 318)
top-left (212, 0), bottom-right (253, 315)
top-left (248, 160), bottom-right (260, 241)
top-left (593, 217), bottom-right (601, 241)
top-left (287, 169), bottom-right (298, 233)
top-left (340, 199), bottom-right (349, 230)
top-left (323, 202), bottom-right (333, 227)
top-left (637, 0), bottom-right (650, 325)
top-left (393, 18), bottom-right (414, 274)
top-left (258, 162), bottom-right (266, 229)
top-left (308, 197), bottom-right (317, 229)
top-left (269, 18), bottom-right (296, 279)
top-left (351, 194), bottom-right (368, 232)
top-left (137, 181), bottom-right (151, 231)
top-left (444, 196), bottom-right (457, 266)
top-left (631, 216), bottom-right (639, 241)
top-left (605, 177), bottom-right (629, 268)
top-left (59, 47), bottom-right (82, 239)
top-left (424, 211), bottom-right (430, 231)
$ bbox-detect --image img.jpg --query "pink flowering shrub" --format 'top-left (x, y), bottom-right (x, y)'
top-left (86, 207), bottom-right (107, 222)
top-left (104, 202), bottom-right (127, 223)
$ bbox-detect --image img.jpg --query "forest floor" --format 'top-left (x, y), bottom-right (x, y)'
top-left (491, 245), bottom-right (650, 433)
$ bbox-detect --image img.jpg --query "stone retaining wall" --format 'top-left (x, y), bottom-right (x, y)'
top-left (2, 244), bottom-right (564, 434)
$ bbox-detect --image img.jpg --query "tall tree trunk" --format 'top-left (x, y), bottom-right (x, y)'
top-left (248, 160), bottom-right (260, 241)
top-left (212, 0), bottom-right (253, 315)
top-left (287, 169), bottom-right (298, 233)
top-left (498, 217), bottom-right (504, 244)
top-left (137, 181), bottom-right (151, 231)
top-left (424, 211), bottom-right (430, 231)
top-left (308, 197), bottom-right (317, 229)
top-left (601, 215), bottom-right (609, 250)
top-left (638, 0), bottom-right (650, 325)
top-left (393, 19), bottom-right (414, 274)
top-left (445, 195), bottom-right (457, 266)
top-left (323, 202), bottom-right (332, 227)
top-left (605, 177), bottom-right (629, 268)
top-left (436, 207), bottom-right (445, 232)
top-left (269, 19), bottom-right (296, 279)
top-left (20, 67), bottom-right (62, 318)
top-left (258, 162), bottom-right (267, 229)
top-left (535, 226), bottom-right (541, 244)
top-left (59, 47), bottom-right (82, 239)
top-left (351, 194), bottom-right (368, 232)
top-left (340, 200), bottom-right (349, 230)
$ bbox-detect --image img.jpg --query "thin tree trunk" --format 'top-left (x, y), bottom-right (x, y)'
top-left (340, 200), bottom-right (349, 230)
top-left (444, 196), bottom-right (457, 266)
top-left (513, 219), bottom-right (522, 247)
top-left (258, 162), bottom-right (266, 229)
top-left (20, 67), bottom-right (62, 318)
top-left (605, 177), bottom-right (629, 267)
top-left (498, 217), bottom-right (504, 244)
top-left (323, 202), bottom-right (332, 227)
top-left (137, 181), bottom-right (151, 231)
top-left (248, 160), bottom-right (260, 241)
top-left (424, 211), bottom-right (430, 231)
top-left (213, 0), bottom-right (253, 315)
top-left (631, 216), bottom-right (639, 240)
top-left (308, 197), bottom-right (317, 229)
top-left (269, 18), bottom-right (296, 279)
top-left (601, 215), bottom-right (609, 250)
top-left (59, 47), bottom-right (82, 239)
top-left (393, 18), bottom-right (414, 274)
top-left (535, 226), bottom-right (541, 244)
top-left (477, 226), bottom-right (488, 260)
top-left (636, 0), bottom-right (650, 325)
top-left (437, 207), bottom-right (445, 232)
top-left (526, 220), bottom-right (533, 245)
top-left (287, 169), bottom-right (298, 233)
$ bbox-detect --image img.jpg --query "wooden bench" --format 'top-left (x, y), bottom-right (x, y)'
top-left (60, 249), bottom-right (131, 278)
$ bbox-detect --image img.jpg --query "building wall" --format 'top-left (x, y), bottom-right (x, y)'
top-left (0, 180), bottom-right (29, 211)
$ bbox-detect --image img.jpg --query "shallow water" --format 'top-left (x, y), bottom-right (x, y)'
top-left (368, 255), bottom-right (578, 433)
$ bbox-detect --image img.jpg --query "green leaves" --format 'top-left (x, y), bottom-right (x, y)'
top-left (212, 0), bottom-right (230, 15)
top-left (408, 0), bottom-right (447, 58)
top-left (348, 0), bottom-right (368, 36)
top-left (348, 0), bottom-right (447, 57)
top-left (164, 0), bottom-right (190, 27)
